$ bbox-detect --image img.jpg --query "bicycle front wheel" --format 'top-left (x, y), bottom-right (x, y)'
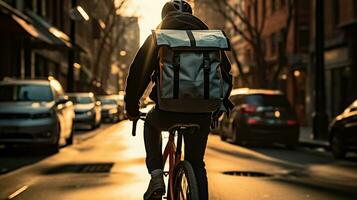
top-left (173, 161), bottom-right (199, 200)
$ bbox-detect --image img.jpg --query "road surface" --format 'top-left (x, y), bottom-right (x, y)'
top-left (1, 120), bottom-right (357, 200)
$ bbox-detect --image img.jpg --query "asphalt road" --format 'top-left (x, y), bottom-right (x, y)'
top-left (0, 120), bottom-right (357, 200)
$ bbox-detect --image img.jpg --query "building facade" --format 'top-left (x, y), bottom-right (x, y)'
top-left (307, 0), bottom-right (357, 124)
top-left (0, 0), bottom-right (126, 94)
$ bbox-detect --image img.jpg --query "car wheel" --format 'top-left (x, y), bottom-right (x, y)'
top-left (90, 122), bottom-right (96, 130)
top-left (231, 125), bottom-right (240, 144)
top-left (65, 125), bottom-right (74, 146)
top-left (220, 133), bottom-right (227, 141)
top-left (48, 124), bottom-right (60, 154)
top-left (331, 134), bottom-right (346, 159)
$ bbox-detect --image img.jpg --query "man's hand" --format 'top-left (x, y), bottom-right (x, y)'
top-left (126, 109), bottom-right (141, 121)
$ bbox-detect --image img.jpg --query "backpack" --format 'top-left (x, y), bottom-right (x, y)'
top-left (153, 29), bottom-right (231, 113)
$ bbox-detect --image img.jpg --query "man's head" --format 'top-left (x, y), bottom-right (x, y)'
top-left (161, 0), bottom-right (193, 19)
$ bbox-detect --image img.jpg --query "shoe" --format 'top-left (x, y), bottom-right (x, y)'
top-left (143, 174), bottom-right (165, 200)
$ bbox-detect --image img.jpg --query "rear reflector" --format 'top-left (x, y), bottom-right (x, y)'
top-left (241, 104), bottom-right (257, 113)
top-left (247, 118), bottom-right (259, 124)
top-left (287, 120), bottom-right (298, 125)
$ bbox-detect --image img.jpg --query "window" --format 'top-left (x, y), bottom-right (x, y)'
top-left (271, 33), bottom-right (277, 55)
top-left (3, 0), bottom-right (15, 6)
top-left (333, 0), bottom-right (340, 26)
top-left (280, 0), bottom-right (286, 8)
top-left (271, 0), bottom-right (276, 13)
top-left (355, 1), bottom-right (357, 18)
top-left (247, 5), bottom-right (251, 23)
top-left (262, 0), bottom-right (266, 16)
top-left (298, 27), bottom-right (309, 51)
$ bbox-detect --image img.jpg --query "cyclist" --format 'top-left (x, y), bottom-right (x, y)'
top-left (125, 1), bottom-right (233, 199)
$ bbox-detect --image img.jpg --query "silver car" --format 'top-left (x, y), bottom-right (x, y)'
top-left (0, 78), bottom-right (75, 153)
top-left (68, 93), bottom-right (101, 130)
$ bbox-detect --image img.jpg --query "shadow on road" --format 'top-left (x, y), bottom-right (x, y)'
top-left (0, 147), bottom-right (51, 174)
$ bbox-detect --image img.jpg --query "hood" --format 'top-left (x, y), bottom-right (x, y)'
top-left (74, 103), bottom-right (95, 112)
top-left (157, 11), bottom-right (208, 30)
top-left (102, 104), bottom-right (117, 110)
top-left (0, 101), bottom-right (55, 113)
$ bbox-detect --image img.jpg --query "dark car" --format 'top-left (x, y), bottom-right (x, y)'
top-left (218, 88), bottom-right (299, 146)
top-left (68, 93), bottom-right (101, 130)
top-left (329, 100), bottom-right (357, 158)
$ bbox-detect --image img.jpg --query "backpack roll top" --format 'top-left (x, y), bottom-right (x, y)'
top-left (153, 29), bottom-right (231, 113)
top-left (154, 29), bottom-right (230, 51)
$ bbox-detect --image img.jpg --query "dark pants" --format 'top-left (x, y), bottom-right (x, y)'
top-left (144, 107), bottom-right (211, 200)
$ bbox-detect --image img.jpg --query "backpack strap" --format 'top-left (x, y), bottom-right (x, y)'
top-left (203, 52), bottom-right (210, 99)
top-left (186, 30), bottom-right (196, 47)
top-left (173, 52), bottom-right (180, 99)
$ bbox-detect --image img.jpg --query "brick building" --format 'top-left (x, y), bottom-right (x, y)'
top-left (222, 0), bottom-right (310, 124)
top-left (306, 0), bottom-right (357, 123)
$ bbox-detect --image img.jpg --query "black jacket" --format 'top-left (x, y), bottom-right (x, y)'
top-left (125, 12), bottom-right (233, 116)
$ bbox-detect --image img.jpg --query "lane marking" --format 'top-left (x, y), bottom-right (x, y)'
top-left (7, 185), bottom-right (29, 199)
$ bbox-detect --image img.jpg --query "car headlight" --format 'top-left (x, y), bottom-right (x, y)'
top-left (109, 108), bottom-right (118, 114)
top-left (86, 110), bottom-right (95, 116)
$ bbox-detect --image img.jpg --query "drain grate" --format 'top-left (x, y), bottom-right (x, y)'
top-left (44, 163), bottom-right (114, 174)
top-left (80, 163), bottom-right (113, 173)
top-left (223, 171), bottom-right (272, 177)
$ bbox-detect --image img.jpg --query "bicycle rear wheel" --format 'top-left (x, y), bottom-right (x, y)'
top-left (173, 161), bottom-right (199, 200)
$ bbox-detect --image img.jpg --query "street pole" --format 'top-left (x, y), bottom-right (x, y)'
top-left (67, 0), bottom-right (77, 92)
top-left (313, 0), bottom-right (328, 140)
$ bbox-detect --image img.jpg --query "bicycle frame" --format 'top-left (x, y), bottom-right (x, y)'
top-left (132, 116), bottom-right (199, 200)
top-left (162, 130), bottom-right (183, 200)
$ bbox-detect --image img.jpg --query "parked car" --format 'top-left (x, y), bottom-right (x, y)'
top-left (0, 77), bottom-right (75, 153)
top-left (329, 99), bottom-right (357, 158)
top-left (99, 95), bottom-right (124, 122)
top-left (218, 88), bottom-right (299, 146)
top-left (67, 92), bottom-right (101, 130)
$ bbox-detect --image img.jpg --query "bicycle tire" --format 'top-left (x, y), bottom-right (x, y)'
top-left (173, 161), bottom-right (200, 200)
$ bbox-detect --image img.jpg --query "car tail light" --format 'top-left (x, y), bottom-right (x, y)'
top-left (247, 118), bottom-right (259, 125)
top-left (241, 104), bottom-right (257, 114)
top-left (287, 120), bottom-right (298, 125)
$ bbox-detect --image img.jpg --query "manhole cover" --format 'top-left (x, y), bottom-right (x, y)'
top-left (223, 171), bottom-right (272, 177)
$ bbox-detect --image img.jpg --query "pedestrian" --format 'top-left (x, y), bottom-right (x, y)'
top-left (125, 1), bottom-right (233, 199)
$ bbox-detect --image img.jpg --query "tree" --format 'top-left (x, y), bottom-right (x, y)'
top-left (91, 0), bottom-right (130, 91)
top-left (207, 0), bottom-right (294, 88)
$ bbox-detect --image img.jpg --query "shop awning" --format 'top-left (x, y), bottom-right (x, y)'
top-left (0, 1), bottom-right (52, 44)
top-left (25, 10), bottom-right (72, 48)
top-left (0, 1), bottom-right (73, 50)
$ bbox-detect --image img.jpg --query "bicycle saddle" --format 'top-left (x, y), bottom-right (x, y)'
top-left (168, 124), bottom-right (200, 133)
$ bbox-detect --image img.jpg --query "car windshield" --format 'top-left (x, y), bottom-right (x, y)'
top-left (245, 94), bottom-right (290, 107)
top-left (69, 96), bottom-right (94, 104)
top-left (0, 84), bottom-right (53, 102)
top-left (100, 98), bottom-right (117, 105)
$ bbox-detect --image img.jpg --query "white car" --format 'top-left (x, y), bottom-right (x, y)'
top-left (68, 92), bottom-right (101, 130)
top-left (0, 78), bottom-right (75, 153)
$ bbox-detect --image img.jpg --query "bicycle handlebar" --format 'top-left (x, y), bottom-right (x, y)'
top-left (131, 113), bottom-right (146, 137)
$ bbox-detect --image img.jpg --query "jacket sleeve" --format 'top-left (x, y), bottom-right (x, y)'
top-left (125, 35), bottom-right (158, 116)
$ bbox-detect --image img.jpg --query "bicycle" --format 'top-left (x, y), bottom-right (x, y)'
top-left (132, 114), bottom-right (200, 200)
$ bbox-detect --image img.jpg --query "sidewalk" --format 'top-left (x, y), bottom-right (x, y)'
top-left (299, 126), bottom-right (329, 147)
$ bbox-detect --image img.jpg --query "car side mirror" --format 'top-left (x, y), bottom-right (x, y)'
top-left (56, 96), bottom-right (69, 105)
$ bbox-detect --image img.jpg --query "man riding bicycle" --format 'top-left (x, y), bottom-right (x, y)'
top-left (125, 1), bottom-right (233, 199)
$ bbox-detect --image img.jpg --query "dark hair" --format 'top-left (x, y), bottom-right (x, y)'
top-left (161, 0), bottom-right (193, 19)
